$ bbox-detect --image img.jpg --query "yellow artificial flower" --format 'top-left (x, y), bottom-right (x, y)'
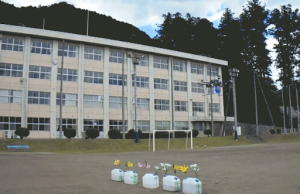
top-left (128, 161), bottom-right (134, 167)
top-left (180, 165), bottom-right (188, 173)
top-left (173, 165), bottom-right (180, 172)
top-left (114, 159), bottom-right (120, 166)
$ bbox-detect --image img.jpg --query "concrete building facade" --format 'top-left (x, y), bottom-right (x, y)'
top-left (0, 24), bottom-right (227, 139)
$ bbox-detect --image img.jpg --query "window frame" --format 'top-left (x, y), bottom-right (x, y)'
top-left (57, 68), bottom-right (78, 82)
top-left (29, 65), bottom-right (51, 80)
top-left (27, 117), bottom-right (50, 131)
top-left (84, 46), bottom-right (103, 61)
top-left (56, 93), bottom-right (78, 107)
top-left (83, 95), bottom-right (103, 108)
top-left (84, 71), bottom-right (103, 84)
top-left (154, 78), bottom-right (169, 90)
top-left (0, 63), bottom-right (23, 77)
top-left (154, 99), bottom-right (170, 111)
top-left (207, 66), bottom-right (219, 77)
top-left (173, 60), bottom-right (186, 72)
top-left (153, 57), bottom-right (168, 69)
top-left (84, 119), bottom-right (103, 132)
top-left (134, 98), bottom-right (149, 110)
top-left (109, 96), bottom-right (127, 109)
top-left (1, 36), bottom-right (24, 52)
top-left (109, 50), bottom-right (124, 64)
top-left (192, 102), bottom-right (204, 112)
top-left (0, 116), bottom-right (22, 130)
top-left (109, 73), bottom-right (127, 86)
top-left (58, 43), bottom-right (78, 58)
top-left (132, 76), bottom-right (149, 88)
top-left (155, 121), bottom-right (170, 130)
top-left (191, 63), bottom-right (203, 75)
top-left (135, 120), bottom-right (150, 132)
top-left (174, 80), bottom-right (187, 92)
top-left (175, 121), bottom-right (189, 130)
top-left (192, 82), bottom-right (204, 93)
top-left (109, 120), bottom-right (127, 131)
top-left (175, 100), bottom-right (188, 112)
top-left (28, 91), bottom-right (50, 105)
top-left (209, 103), bottom-right (220, 113)
top-left (0, 89), bottom-right (22, 104)
top-left (31, 40), bottom-right (52, 55)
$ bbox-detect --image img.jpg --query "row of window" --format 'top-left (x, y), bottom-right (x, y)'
top-left (0, 89), bottom-right (220, 112)
top-left (1, 37), bottom-right (219, 75)
top-left (0, 116), bottom-right (188, 131)
top-left (1, 64), bottom-right (215, 94)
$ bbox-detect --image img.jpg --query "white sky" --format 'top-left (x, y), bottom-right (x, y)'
top-left (3, 0), bottom-right (300, 89)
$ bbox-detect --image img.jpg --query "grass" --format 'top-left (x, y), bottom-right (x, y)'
top-left (0, 136), bottom-right (253, 154)
top-left (261, 133), bottom-right (300, 144)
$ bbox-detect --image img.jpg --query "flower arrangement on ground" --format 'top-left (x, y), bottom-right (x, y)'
top-left (180, 165), bottom-right (189, 177)
top-left (160, 163), bottom-right (171, 175)
top-left (190, 164), bottom-right (200, 178)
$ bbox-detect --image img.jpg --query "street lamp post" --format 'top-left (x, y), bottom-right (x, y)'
top-left (127, 54), bottom-right (144, 144)
top-left (228, 68), bottom-right (239, 141)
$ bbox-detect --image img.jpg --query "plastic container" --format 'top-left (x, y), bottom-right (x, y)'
top-left (142, 173), bottom-right (159, 189)
top-left (111, 169), bottom-right (124, 182)
top-left (162, 175), bottom-right (181, 192)
top-left (124, 170), bottom-right (138, 185)
top-left (182, 177), bottom-right (202, 194)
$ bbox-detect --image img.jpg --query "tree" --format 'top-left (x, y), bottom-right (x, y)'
top-left (15, 128), bottom-right (30, 139)
top-left (240, 0), bottom-right (271, 79)
top-left (269, 4), bottom-right (300, 86)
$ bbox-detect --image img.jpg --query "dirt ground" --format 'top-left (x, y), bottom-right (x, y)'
top-left (0, 142), bottom-right (300, 194)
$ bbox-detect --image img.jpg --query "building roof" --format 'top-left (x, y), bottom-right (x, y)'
top-left (0, 24), bottom-right (228, 66)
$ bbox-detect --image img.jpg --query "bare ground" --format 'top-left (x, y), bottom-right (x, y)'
top-left (0, 142), bottom-right (300, 194)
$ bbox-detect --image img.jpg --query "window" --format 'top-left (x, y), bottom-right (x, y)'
top-left (109, 73), bottom-right (127, 86)
top-left (191, 63), bottom-right (203, 74)
top-left (109, 120), bottom-right (127, 131)
top-left (29, 65), bottom-right (51, 79)
top-left (155, 121), bottom-right (170, 130)
top-left (109, 50), bottom-right (123, 63)
top-left (58, 43), bottom-right (78, 58)
top-left (84, 95), bottom-right (103, 108)
top-left (0, 63), bottom-right (23, 77)
top-left (192, 83), bottom-right (204, 93)
top-left (0, 117), bottom-right (21, 130)
top-left (27, 118), bottom-right (50, 131)
top-left (192, 102), bottom-right (204, 112)
top-left (209, 103), bottom-right (220, 113)
top-left (135, 120), bottom-right (150, 132)
top-left (175, 101), bottom-right (188, 111)
top-left (132, 76), bottom-right (149, 88)
top-left (154, 78), bottom-right (169, 90)
top-left (134, 98), bottom-right (149, 110)
top-left (1, 36), bottom-right (24, 52)
top-left (31, 40), bottom-right (52, 55)
top-left (109, 96), bottom-right (127, 109)
top-left (84, 119), bottom-right (103, 132)
top-left (133, 53), bottom-right (148, 66)
top-left (84, 71), bottom-right (103, 84)
top-left (84, 47), bottom-right (103, 61)
top-left (154, 57), bottom-right (168, 69)
top-left (57, 68), bottom-right (78, 82)
top-left (56, 119), bottom-right (77, 131)
top-left (173, 60), bottom-right (186, 72)
top-left (207, 66), bottom-right (219, 77)
top-left (175, 121), bottom-right (189, 130)
top-left (28, 91), bottom-right (50, 105)
top-left (174, 80), bottom-right (187, 92)
top-left (0, 90), bottom-right (22, 104)
top-left (154, 99), bottom-right (169, 111)
top-left (56, 93), bottom-right (77, 106)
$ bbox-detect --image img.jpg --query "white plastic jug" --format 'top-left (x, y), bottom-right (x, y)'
top-left (142, 173), bottom-right (159, 189)
top-left (111, 169), bottom-right (124, 182)
top-left (124, 170), bottom-right (138, 185)
top-left (162, 175), bottom-right (181, 192)
top-left (182, 177), bottom-right (202, 194)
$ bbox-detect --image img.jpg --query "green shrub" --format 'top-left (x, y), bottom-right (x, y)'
top-left (108, 129), bottom-right (122, 139)
top-left (126, 129), bottom-right (135, 139)
top-left (192, 129), bottom-right (199, 137)
top-left (15, 128), bottom-right (30, 139)
top-left (204, 129), bottom-right (212, 137)
top-left (64, 128), bottom-right (76, 139)
top-left (85, 128), bottom-right (99, 139)
top-left (269, 129), bottom-right (275, 134)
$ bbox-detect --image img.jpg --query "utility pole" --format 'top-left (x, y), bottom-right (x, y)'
top-left (289, 85), bottom-right (293, 133)
top-left (134, 62), bottom-right (138, 143)
top-left (254, 70), bottom-right (258, 136)
top-left (209, 63), bottom-right (214, 136)
top-left (122, 50), bottom-right (125, 139)
top-left (170, 58), bottom-right (175, 138)
top-left (43, 18), bottom-right (45, 30)
top-left (59, 40), bottom-right (65, 139)
top-left (282, 85), bottom-right (286, 133)
top-left (229, 68), bottom-right (239, 141)
top-left (86, 10), bottom-right (89, 36)
top-left (296, 84), bottom-right (300, 133)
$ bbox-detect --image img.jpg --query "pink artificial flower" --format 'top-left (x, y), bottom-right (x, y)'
top-left (137, 162), bottom-right (143, 168)
top-left (145, 163), bottom-right (151, 169)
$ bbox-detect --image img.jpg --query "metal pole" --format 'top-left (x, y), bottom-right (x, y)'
top-left (296, 85), bottom-right (299, 133)
top-left (282, 85), bottom-right (286, 133)
top-left (170, 58), bottom-right (175, 138)
top-left (59, 40), bottom-right (65, 139)
top-left (210, 63), bottom-right (214, 136)
top-left (222, 84), bottom-right (231, 136)
top-left (254, 71), bottom-right (258, 136)
top-left (232, 75), bottom-right (238, 141)
top-left (134, 63), bottom-right (139, 143)
top-left (122, 50), bottom-right (125, 139)
top-left (43, 18), bottom-right (45, 30)
top-left (289, 85), bottom-right (293, 132)
top-left (86, 10), bottom-right (89, 36)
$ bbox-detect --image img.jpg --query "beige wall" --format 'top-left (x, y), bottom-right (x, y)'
top-left (27, 105), bottom-right (51, 117)
top-left (0, 77), bottom-right (23, 90)
top-left (0, 104), bottom-right (22, 117)
top-left (1, 50), bottom-right (23, 64)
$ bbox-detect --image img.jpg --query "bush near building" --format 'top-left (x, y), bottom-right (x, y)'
top-left (85, 128), bottom-right (100, 139)
top-left (14, 128), bottom-right (30, 139)
top-left (64, 128), bottom-right (76, 139)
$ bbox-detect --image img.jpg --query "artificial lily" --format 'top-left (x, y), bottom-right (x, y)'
top-left (114, 159), bottom-right (120, 166)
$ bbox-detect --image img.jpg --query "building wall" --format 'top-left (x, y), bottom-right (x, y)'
top-left (0, 30), bottom-right (226, 139)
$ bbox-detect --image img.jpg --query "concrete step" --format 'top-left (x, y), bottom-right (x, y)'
top-left (246, 135), bottom-right (264, 143)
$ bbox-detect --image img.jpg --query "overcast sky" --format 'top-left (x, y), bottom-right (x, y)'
top-left (3, 0), bottom-right (300, 88)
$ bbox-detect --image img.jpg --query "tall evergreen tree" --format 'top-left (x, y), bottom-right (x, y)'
top-left (240, 0), bottom-right (271, 79)
top-left (269, 4), bottom-right (300, 86)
